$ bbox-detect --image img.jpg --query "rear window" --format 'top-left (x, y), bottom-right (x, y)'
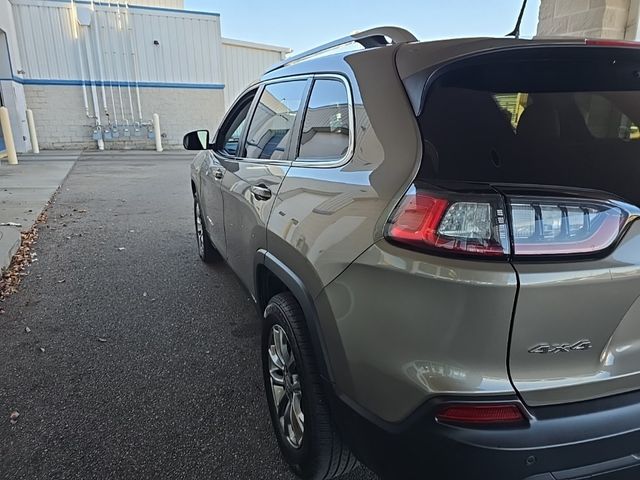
top-left (419, 54), bottom-right (640, 205)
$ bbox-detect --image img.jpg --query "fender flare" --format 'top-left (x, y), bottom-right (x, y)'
top-left (254, 249), bottom-right (334, 384)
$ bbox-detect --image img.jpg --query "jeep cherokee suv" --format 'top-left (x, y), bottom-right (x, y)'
top-left (185, 27), bottom-right (640, 479)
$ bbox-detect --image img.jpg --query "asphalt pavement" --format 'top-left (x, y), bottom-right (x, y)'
top-left (0, 153), bottom-right (376, 480)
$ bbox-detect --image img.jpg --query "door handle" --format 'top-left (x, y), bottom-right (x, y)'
top-left (250, 184), bottom-right (272, 201)
top-left (213, 169), bottom-right (224, 180)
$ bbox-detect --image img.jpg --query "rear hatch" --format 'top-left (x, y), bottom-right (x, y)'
top-left (404, 43), bottom-right (640, 406)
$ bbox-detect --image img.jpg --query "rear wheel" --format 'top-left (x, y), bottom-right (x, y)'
top-left (193, 196), bottom-right (218, 263)
top-left (262, 292), bottom-right (358, 479)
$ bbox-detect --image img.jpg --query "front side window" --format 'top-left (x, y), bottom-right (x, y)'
top-left (244, 80), bottom-right (307, 160)
top-left (298, 79), bottom-right (350, 160)
top-left (216, 91), bottom-right (256, 156)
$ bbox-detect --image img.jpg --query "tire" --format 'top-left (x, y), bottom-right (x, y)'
top-left (262, 292), bottom-right (358, 479)
top-left (193, 196), bottom-right (218, 263)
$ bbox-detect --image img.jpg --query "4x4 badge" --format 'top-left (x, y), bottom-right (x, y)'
top-left (528, 340), bottom-right (592, 354)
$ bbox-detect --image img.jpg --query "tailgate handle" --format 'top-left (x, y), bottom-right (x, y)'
top-left (250, 184), bottom-right (272, 201)
top-left (213, 169), bottom-right (224, 180)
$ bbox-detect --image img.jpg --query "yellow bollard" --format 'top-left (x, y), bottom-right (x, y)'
top-left (26, 109), bottom-right (39, 154)
top-left (0, 106), bottom-right (18, 165)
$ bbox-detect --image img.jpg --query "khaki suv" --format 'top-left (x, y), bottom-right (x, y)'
top-left (185, 27), bottom-right (640, 480)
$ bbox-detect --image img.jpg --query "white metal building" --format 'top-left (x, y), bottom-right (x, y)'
top-left (0, 0), bottom-right (290, 151)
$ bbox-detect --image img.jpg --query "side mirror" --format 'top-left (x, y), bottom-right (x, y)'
top-left (183, 130), bottom-right (210, 150)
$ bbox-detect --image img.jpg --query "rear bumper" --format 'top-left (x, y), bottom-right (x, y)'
top-left (331, 389), bottom-right (640, 480)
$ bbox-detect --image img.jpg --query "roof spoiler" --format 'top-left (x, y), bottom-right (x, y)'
top-left (265, 26), bottom-right (417, 74)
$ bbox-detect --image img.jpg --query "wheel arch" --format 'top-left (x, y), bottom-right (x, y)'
top-left (255, 249), bottom-right (334, 384)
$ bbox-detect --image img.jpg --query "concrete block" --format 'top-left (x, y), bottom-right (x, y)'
top-left (537, 16), bottom-right (570, 35)
top-left (556, 0), bottom-right (591, 16)
top-left (568, 8), bottom-right (607, 30)
top-left (540, 0), bottom-right (557, 19)
top-left (0, 227), bottom-right (21, 273)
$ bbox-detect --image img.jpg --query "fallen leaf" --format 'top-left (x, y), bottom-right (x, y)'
top-left (117, 247), bottom-right (126, 251)
top-left (142, 292), bottom-right (147, 297)
top-left (25, 326), bottom-right (31, 333)
top-left (97, 337), bottom-right (107, 343)
top-left (9, 411), bottom-right (19, 424)
top-left (39, 347), bottom-right (45, 353)
top-left (57, 279), bottom-right (65, 283)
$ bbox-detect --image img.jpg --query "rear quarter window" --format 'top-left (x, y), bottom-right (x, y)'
top-left (297, 79), bottom-right (350, 161)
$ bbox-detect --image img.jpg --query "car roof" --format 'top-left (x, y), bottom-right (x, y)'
top-left (260, 36), bottom-right (585, 83)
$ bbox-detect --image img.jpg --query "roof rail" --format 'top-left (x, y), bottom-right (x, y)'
top-left (265, 26), bottom-right (417, 74)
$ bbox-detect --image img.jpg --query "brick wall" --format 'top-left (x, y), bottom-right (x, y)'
top-left (24, 85), bottom-right (226, 150)
top-left (537, 0), bottom-right (640, 39)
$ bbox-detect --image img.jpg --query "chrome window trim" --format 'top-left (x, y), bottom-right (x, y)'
top-left (292, 73), bottom-right (355, 169)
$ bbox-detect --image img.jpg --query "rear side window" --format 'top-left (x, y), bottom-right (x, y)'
top-left (418, 55), bottom-right (640, 205)
top-left (298, 79), bottom-right (350, 160)
top-left (244, 80), bottom-right (307, 160)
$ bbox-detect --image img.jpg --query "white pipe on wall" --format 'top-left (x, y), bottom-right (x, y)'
top-left (116, 1), bottom-right (135, 125)
top-left (83, 27), bottom-right (105, 150)
top-left (124, 2), bottom-right (143, 123)
top-left (71, 0), bottom-right (92, 119)
top-left (90, 1), bottom-right (110, 123)
top-left (98, 0), bottom-right (118, 126)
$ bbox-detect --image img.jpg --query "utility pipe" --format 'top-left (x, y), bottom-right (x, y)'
top-left (124, 1), bottom-right (143, 122)
top-left (108, 3), bottom-right (127, 126)
top-left (98, 0), bottom-right (118, 126)
top-left (152, 113), bottom-right (162, 152)
top-left (116, 1), bottom-right (135, 125)
top-left (26, 109), bottom-right (39, 154)
top-left (0, 107), bottom-right (18, 165)
top-left (83, 27), bottom-right (105, 150)
top-left (90, 1), bottom-right (110, 123)
top-left (71, 0), bottom-right (92, 119)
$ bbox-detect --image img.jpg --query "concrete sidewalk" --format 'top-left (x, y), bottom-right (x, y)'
top-left (0, 151), bottom-right (80, 271)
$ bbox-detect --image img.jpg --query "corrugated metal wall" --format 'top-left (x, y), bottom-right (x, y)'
top-left (129, 0), bottom-right (183, 9)
top-left (222, 39), bottom-right (288, 107)
top-left (11, 0), bottom-right (223, 85)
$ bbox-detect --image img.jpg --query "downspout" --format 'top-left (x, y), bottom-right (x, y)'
top-left (108, 1), bottom-right (128, 127)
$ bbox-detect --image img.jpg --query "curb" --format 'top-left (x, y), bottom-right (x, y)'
top-left (0, 227), bottom-right (21, 273)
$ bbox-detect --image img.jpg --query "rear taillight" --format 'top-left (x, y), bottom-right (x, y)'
top-left (385, 186), bottom-right (510, 257)
top-left (385, 185), bottom-right (629, 259)
top-left (435, 403), bottom-right (525, 426)
top-left (509, 198), bottom-right (627, 256)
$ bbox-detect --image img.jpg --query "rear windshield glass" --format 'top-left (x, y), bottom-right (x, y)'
top-left (418, 55), bottom-right (640, 205)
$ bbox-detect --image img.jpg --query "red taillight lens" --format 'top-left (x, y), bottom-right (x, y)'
top-left (385, 187), bottom-right (510, 257)
top-left (509, 198), bottom-right (627, 256)
top-left (436, 403), bottom-right (525, 425)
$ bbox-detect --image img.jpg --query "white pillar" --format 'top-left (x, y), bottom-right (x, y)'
top-left (26, 109), bottom-right (39, 154)
top-left (153, 113), bottom-right (163, 152)
top-left (0, 106), bottom-right (18, 165)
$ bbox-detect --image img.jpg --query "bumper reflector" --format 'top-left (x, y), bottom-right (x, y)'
top-left (436, 404), bottom-right (525, 425)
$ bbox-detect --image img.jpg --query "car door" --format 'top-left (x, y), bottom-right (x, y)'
top-left (202, 89), bottom-right (257, 257)
top-left (221, 78), bottom-right (310, 294)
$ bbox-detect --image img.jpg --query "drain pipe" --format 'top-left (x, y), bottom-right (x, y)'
top-left (71, 0), bottom-right (92, 119)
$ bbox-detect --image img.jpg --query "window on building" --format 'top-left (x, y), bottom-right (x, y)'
top-left (244, 80), bottom-right (307, 160)
top-left (298, 79), bottom-right (350, 160)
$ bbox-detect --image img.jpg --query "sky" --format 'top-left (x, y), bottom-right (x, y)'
top-left (183, 0), bottom-right (542, 54)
